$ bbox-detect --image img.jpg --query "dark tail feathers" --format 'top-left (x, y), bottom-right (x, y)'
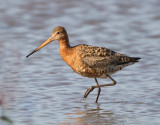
top-left (130, 57), bottom-right (141, 62)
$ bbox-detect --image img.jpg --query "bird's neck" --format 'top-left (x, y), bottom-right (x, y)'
top-left (59, 37), bottom-right (72, 57)
top-left (59, 37), bottom-right (71, 49)
top-left (59, 38), bottom-right (74, 66)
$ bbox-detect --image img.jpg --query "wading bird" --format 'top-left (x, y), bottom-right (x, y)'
top-left (26, 26), bottom-right (140, 103)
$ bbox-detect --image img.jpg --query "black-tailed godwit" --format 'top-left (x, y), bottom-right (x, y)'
top-left (26, 26), bottom-right (140, 103)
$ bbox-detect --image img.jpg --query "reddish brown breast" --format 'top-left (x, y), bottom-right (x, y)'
top-left (59, 44), bottom-right (99, 78)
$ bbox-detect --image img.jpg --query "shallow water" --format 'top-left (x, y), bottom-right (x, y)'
top-left (0, 0), bottom-right (160, 125)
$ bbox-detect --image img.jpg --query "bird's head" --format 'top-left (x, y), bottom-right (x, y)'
top-left (52, 26), bottom-right (67, 40)
top-left (26, 26), bottom-right (67, 58)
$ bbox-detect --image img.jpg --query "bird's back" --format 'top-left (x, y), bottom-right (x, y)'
top-left (71, 44), bottom-right (140, 78)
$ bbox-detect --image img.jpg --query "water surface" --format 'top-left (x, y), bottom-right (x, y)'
top-left (0, 0), bottom-right (160, 124)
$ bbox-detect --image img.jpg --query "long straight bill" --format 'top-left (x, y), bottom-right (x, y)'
top-left (26, 37), bottom-right (54, 58)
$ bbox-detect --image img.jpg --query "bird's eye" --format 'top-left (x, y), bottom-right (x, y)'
top-left (57, 32), bottom-right (60, 34)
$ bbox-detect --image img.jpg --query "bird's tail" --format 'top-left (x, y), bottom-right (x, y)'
top-left (130, 57), bottom-right (141, 62)
top-left (114, 56), bottom-right (141, 71)
top-left (116, 56), bottom-right (141, 66)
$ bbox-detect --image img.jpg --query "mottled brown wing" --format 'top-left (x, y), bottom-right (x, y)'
top-left (82, 56), bottom-right (111, 68)
top-left (82, 54), bottom-right (140, 69)
top-left (80, 45), bottom-right (136, 69)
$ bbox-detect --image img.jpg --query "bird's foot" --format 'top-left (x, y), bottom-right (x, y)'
top-left (83, 86), bottom-right (95, 99)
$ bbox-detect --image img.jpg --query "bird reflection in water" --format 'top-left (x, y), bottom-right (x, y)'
top-left (61, 104), bottom-right (120, 125)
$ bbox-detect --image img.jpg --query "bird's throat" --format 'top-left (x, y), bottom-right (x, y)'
top-left (59, 38), bottom-right (71, 49)
top-left (59, 39), bottom-right (72, 58)
top-left (59, 39), bottom-right (76, 69)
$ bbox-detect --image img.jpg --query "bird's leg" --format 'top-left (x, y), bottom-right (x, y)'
top-left (83, 78), bottom-right (101, 103)
top-left (91, 75), bottom-right (117, 88)
top-left (83, 75), bottom-right (116, 102)
top-left (83, 86), bottom-right (95, 99)
top-left (95, 78), bottom-right (101, 103)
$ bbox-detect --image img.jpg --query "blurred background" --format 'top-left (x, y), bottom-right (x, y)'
top-left (0, 0), bottom-right (160, 124)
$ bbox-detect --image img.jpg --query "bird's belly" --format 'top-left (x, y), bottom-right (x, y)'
top-left (72, 65), bottom-right (108, 78)
top-left (72, 65), bottom-right (123, 78)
